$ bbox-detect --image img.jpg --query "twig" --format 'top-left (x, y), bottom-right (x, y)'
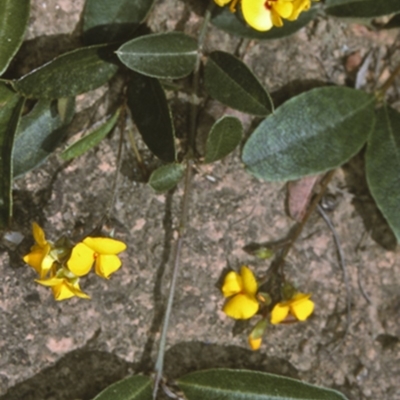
top-left (317, 204), bottom-right (351, 349)
top-left (275, 170), bottom-right (336, 269)
top-left (126, 126), bottom-right (148, 180)
top-left (153, 161), bottom-right (193, 399)
top-left (375, 61), bottom-right (400, 100)
top-left (188, 2), bottom-right (214, 153)
top-left (153, 5), bottom-right (213, 397)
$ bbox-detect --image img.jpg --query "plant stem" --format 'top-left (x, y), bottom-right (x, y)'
top-left (275, 170), bottom-right (336, 272)
top-left (153, 3), bottom-right (213, 397)
top-left (188, 2), bottom-right (214, 153)
top-left (153, 161), bottom-right (193, 399)
top-left (375, 61), bottom-right (400, 100)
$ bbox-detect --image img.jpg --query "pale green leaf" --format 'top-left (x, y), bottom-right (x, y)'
top-left (366, 105), bottom-right (400, 242)
top-left (93, 375), bottom-right (152, 400)
top-left (0, 82), bottom-right (24, 227)
top-left (61, 108), bottom-right (120, 161)
top-left (0, 0), bottom-right (30, 75)
top-left (242, 87), bottom-right (375, 181)
top-left (325, 0), bottom-right (400, 18)
top-left (14, 45), bottom-right (119, 99)
top-left (83, 0), bottom-right (155, 44)
top-left (14, 98), bottom-right (75, 177)
top-left (178, 369), bottom-right (348, 400)
top-left (117, 32), bottom-right (197, 79)
top-left (204, 116), bottom-right (242, 163)
top-left (149, 163), bottom-right (185, 192)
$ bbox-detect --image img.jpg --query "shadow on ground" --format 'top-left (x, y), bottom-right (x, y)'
top-left (1, 341), bottom-right (298, 400)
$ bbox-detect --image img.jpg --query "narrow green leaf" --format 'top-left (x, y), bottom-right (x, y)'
top-left (14, 45), bottom-right (119, 99)
top-left (204, 116), bottom-right (242, 163)
top-left (93, 375), bottom-right (152, 400)
top-left (127, 71), bottom-right (176, 162)
top-left (178, 369), bottom-right (348, 400)
top-left (0, 83), bottom-right (24, 227)
top-left (0, 0), bottom-right (30, 76)
top-left (117, 32), bottom-right (197, 79)
top-left (61, 108), bottom-right (120, 161)
top-left (149, 163), bottom-right (185, 192)
top-left (325, 0), bottom-right (400, 18)
top-left (211, 6), bottom-right (318, 40)
top-left (242, 87), bottom-right (375, 182)
top-left (14, 98), bottom-right (75, 177)
top-left (83, 0), bottom-right (155, 44)
top-left (366, 105), bottom-right (400, 243)
top-left (205, 51), bottom-right (272, 116)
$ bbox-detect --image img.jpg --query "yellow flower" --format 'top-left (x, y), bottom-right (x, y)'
top-left (67, 237), bottom-right (127, 279)
top-left (36, 273), bottom-right (90, 301)
top-left (214, 0), bottom-right (316, 32)
top-left (248, 336), bottom-right (262, 350)
top-left (222, 266), bottom-right (259, 319)
top-left (23, 222), bottom-right (56, 279)
top-left (270, 292), bottom-right (314, 324)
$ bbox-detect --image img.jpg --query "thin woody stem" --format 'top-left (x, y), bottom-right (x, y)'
top-left (375, 62), bottom-right (400, 100)
top-left (275, 170), bottom-right (336, 272)
top-left (153, 161), bottom-right (193, 399)
top-left (188, 2), bottom-right (214, 153)
top-left (153, 3), bottom-right (213, 397)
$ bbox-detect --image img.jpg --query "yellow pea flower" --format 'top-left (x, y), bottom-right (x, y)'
top-left (213, 0), bottom-right (317, 32)
top-left (23, 222), bottom-right (56, 279)
top-left (270, 292), bottom-right (314, 324)
top-left (222, 266), bottom-right (259, 320)
top-left (36, 274), bottom-right (90, 301)
top-left (67, 237), bottom-right (127, 279)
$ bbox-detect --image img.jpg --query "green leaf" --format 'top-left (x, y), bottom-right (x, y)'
top-left (0, 83), bottom-right (24, 227)
top-left (93, 375), bottom-right (152, 400)
top-left (325, 0), bottom-right (400, 18)
top-left (211, 6), bottom-right (318, 40)
top-left (242, 87), bottom-right (375, 182)
top-left (149, 163), bottom-right (185, 192)
top-left (60, 107), bottom-right (120, 161)
top-left (117, 32), bottom-right (197, 79)
top-left (14, 45), bottom-right (119, 99)
top-left (83, 0), bottom-right (155, 45)
top-left (14, 98), bottom-right (75, 177)
top-left (127, 71), bottom-right (176, 162)
top-left (177, 369), bottom-right (348, 400)
top-left (205, 51), bottom-right (272, 116)
top-left (204, 116), bottom-right (242, 163)
top-left (366, 105), bottom-right (400, 243)
top-left (0, 0), bottom-right (30, 76)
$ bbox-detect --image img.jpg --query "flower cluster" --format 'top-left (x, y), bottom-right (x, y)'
top-left (23, 223), bottom-right (127, 301)
top-left (221, 265), bottom-right (314, 350)
top-left (214, 0), bottom-right (318, 32)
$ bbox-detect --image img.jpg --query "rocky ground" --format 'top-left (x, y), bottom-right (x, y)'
top-left (1, 1), bottom-right (400, 399)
